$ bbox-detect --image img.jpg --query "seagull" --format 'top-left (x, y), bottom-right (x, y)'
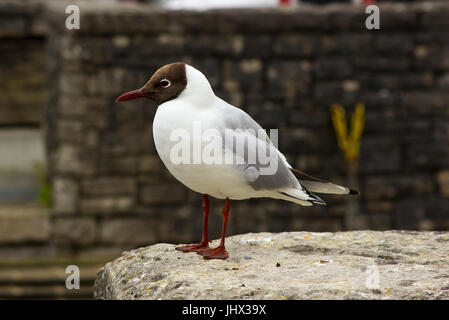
top-left (116, 62), bottom-right (358, 260)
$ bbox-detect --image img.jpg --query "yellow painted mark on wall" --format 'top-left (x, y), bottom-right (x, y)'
top-left (330, 103), bottom-right (365, 163)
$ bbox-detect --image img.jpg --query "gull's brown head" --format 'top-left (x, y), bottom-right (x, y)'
top-left (116, 62), bottom-right (187, 105)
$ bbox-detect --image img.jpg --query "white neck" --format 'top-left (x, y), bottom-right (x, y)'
top-left (177, 64), bottom-right (216, 107)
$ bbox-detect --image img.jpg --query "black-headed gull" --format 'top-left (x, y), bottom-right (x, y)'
top-left (116, 62), bottom-right (358, 260)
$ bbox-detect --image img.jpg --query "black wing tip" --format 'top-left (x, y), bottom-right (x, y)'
top-left (306, 189), bottom-right (326, 206)
top-left (349, 188), bottom-right (360, 195)
top-left (279, 191), bottom-right (326, 206)
top-left (312, 198), bottom-right (327, 206)
top-left (304, 190), bottom-right (327, 206)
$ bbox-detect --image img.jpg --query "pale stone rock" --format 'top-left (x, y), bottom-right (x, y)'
top-left (94, 231), bottom-right (449, 300)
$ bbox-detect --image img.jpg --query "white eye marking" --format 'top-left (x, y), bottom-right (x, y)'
top-left (160, 79), bottom-right (171, 88)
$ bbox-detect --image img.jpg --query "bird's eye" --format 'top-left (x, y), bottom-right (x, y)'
top-left (160, 79), bottom-right (171, 88)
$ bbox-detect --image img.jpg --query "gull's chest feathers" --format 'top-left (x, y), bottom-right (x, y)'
top-left (152, 99), bottom-right (250, 199)
top-left (152, 99), bottom-right (219, 155)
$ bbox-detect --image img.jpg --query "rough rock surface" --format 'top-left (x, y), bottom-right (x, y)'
top-left (94, 231), bottom-right (449, 300)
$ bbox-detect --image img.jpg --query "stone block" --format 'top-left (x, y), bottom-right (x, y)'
top-left (407, 143), bottom-right (449, 169)
top-left (140, 184), bottom-right (187, 205)
top-left (280, 128), bottom-right (332, 154)
top-left (81, 196), bottom-right (134, 215)
top-left (273, 34), bottom-right (318, 57)
top-left (0, 14), bottom-right (26, 37)
top-left (416, 32), bottom-right (449, 45)
top-left (373, 34), bottom-right (413, 53)
top-left (313, 81), bottom-right (342, 105)
top-left (360, 137), bottom-right (401, 174)
top-left (98, 157), bottom-right (138, 175)
top-left (0, 205), bottom-right (49, 243)
top-left (99, 218), bottom-right (157, 245)
top-left (294, 154), bottom-right (323, 173)
top-left (246, 98), bottom-right (286, 128)
top-left (384, 1), bottom-right (418, 25)
top-left (360, 72), bottom-right (434, 89)
top-left (320, 33), bottom-right (373, 54)
top-left (414, 45), bottom-right (449, 70)
top-left (53, 145), bottom-right (82, 175)
top-left (53, 217), bottom-right (96, 245)
top-left (433, 119), bottom-right (449, 141)
top-left (57, 120), bottom-right (83, 144)
top-left (365, 202), bottom-right (394, 215)
top-left (266, 61), bottom-right (311, 100)
top-left (82, 177), bottom-right (136, 196)
top-left (365, 175), bottom-right (434, 200)
top-left (184, 35), bottom-right (241, 56)
top-left (437, 170), bottom-right (449, 197)
top-left (396, 197), bottom-right (449, 230)
top-left (223, 59), bottom-right (262, 94)
top-left (138, 156), bottom-right (162, 174)
top-left (53, 177), bottom-right (78, 215)
top-left (420, 3), bottom-right (449, 28)
top-left (436, 73), bottom-right (449, 88)
top-left (355, 56), bottom-right (411, 71)
top-left (359, 90), bottom-right (398, 109)
top-left (313, 58), bottom-right (353, 79)
top-left (59, 73), bottom-right (85, 95)
top-left (242, 35), bottom-right (271, 57)
top-left (362, 110), bottom-right (402, 135)
top-left (58, 95), bottom-right (88, 117)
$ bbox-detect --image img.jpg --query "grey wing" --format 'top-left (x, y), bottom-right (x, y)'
top-left (216, 99), bottom-right (301, 191)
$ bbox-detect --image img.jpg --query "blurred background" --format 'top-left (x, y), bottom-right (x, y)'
top-left (0, 0), bottom-right (448, 298)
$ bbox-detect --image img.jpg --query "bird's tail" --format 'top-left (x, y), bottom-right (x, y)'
top-left (290, 168), bottom-right (359, 195)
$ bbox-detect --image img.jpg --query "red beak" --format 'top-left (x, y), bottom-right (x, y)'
top-left (115, 89), bottom-right (150, 103)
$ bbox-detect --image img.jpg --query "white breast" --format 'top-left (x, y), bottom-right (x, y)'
top-left (152, 99), bottom-right (256, 200)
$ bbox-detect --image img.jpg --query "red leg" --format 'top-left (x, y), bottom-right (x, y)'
top-left (197, 198), bottom-right (230, 260)
top-left (175, 194), bottom-right (210, 252)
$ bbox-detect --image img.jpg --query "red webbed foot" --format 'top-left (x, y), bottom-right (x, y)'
top-left (175, 241), bottom-right (209, 253)
top-left (196, 246), bottom-right (228, 260)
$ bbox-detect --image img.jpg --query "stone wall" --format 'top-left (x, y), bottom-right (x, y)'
top-left (0, 1), bottom-right (50, 260)
top-left (2, 0), bottom-right (449, 259)
top-left (0, 0), bottom-right (46, 125)
top-left (0, 0), bottom-right (47, 201)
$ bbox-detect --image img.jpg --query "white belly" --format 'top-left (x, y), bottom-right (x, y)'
top-left (152, 101), bottom-right (256, 200)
